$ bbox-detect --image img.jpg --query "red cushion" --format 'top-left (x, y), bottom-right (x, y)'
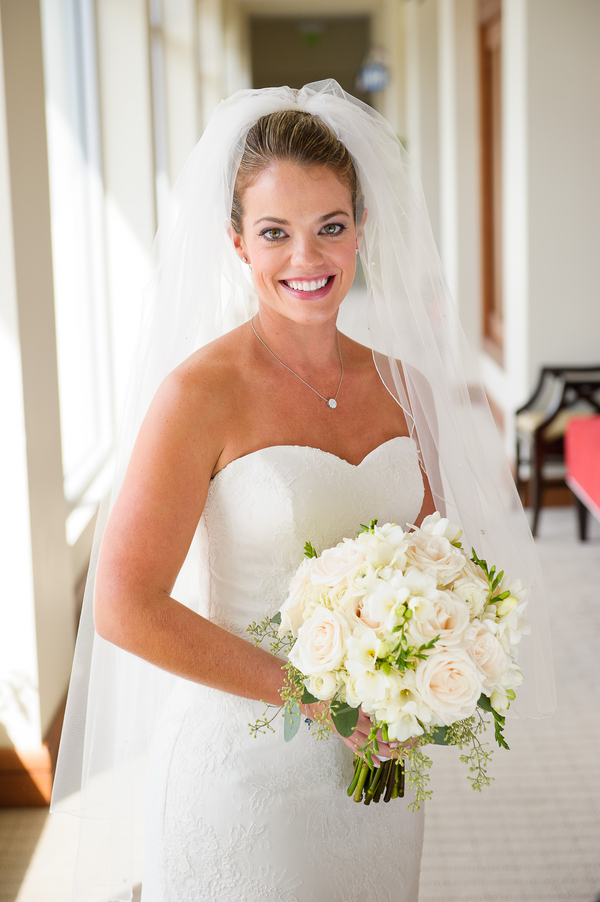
top-left (565, 415), bottom-right (600, 508)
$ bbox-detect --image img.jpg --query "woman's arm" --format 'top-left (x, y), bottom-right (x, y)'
top-left (95, 359), bottom-right (288, 707)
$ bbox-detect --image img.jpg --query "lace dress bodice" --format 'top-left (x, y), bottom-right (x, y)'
top-left (142, 437), bottom-right (426, 902)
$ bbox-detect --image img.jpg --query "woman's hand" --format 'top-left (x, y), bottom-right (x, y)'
top-left (303, 703), bottom-right (399, 766)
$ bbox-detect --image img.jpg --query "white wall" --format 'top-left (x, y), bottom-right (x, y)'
top-left (527, 0), bottom-right (600, 383)
top-left (488, 0), bottom-right (600, 456)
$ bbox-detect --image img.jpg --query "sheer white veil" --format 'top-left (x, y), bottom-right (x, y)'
top-left (51, 80), bottom-right (555, 900)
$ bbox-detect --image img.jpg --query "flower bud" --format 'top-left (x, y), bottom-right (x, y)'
top-left (490, 687), bottom-right (509, 712)
top-left (496, 596), bottom-right (518, 618)
top-left (378, 641), bottom-right (392, 658)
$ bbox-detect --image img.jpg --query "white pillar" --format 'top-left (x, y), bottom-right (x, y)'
top-left (404, 0), bottom-right (440, 248)
top-left (96, 0), bottom-right (157, 418)
top-left (0, 0), bottom-right (74, 750)
top-left (437, 0), bottom-right (481, 352)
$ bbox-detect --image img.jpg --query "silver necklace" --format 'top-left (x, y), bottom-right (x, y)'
top-left (251, 316), bottom-right (343, 409)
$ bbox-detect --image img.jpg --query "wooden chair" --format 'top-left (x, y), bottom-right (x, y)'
top-left (515, 365), bottom-right (600, 536)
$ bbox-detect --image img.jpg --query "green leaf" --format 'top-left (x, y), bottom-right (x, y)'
top-left (357, 519), bottom-right (378, 535)
top-left (477, 693), bottom-right (510, 750)
top-left (284, 702), bottom-right (301, 741)
top-left (477, 693), bottom-right (494, 714)
top-left (270, 611), bottom-right (282, 625)
top-left (430, 725), bottom-right (452, 746)
top-left (304, 541), bottom-right (318, 559)
top-left (301, 686), bottom-right (319, 705)
top-left (330, 700), bottom-right (360, 738)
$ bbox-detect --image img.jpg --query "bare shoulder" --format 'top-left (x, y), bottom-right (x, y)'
top-left (156, 325), bottom-right (251, 440)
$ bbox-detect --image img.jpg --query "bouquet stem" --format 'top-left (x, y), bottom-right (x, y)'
top-left (350, 754), bottom-right (405, 805)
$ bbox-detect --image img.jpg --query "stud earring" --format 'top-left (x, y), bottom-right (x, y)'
top-left (242, 257), bottom-right (248, 263)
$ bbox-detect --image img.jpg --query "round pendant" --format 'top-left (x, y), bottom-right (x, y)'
top-left (327, 398), bottom-right (337, 409)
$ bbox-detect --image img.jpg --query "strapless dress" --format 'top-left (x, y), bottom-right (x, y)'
top-left (141, 437), bottom-right (425, 902)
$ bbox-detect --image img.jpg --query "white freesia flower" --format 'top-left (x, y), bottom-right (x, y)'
top-left (356, 523), bottom-right (409, 571)
top-left (502, 662), bottom-right (524, 692)
top-left (417, 512), bottom-right (463, 544)
top-left (415, 649), bottom-right (483, 725)
top-left (407, 589), bottom-right (473, 649)
top-left (279, 557), bottom-right (318, 636)
top-left (346, 628), bottom-right (383, 673)
top-left (363, 566), bottom-right (437, 633)
top-left (288, 608), bottom-right (350, 674)
top-left (496, 574), bottom-right (528, 605)
top-left (454, 559), bottom-right (490, 618)
top-left (305, 671), bottom-right (339, 701)
top-left (374, 670), bottom-right (434, 742)
top-left (345, 629), bottom-right (390, 706)
top-left (346, 667), bottom-right (390, 709)
top-left (489, 602), bottom-right (531, 656)
top-left (310, 541), bottom-right (366, 587)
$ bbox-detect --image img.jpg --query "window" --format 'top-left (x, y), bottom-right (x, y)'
top-left (41, 0), bottom-right (113, 523)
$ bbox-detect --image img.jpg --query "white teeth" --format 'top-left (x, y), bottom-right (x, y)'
top-left (285, 277), bottom-right (329, 291)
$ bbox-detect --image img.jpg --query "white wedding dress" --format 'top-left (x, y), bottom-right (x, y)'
top-left (141, 436), bottom-right (425, 902)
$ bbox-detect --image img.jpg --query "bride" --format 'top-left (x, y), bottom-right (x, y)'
top-left (51, 81), bottom-right (554, 902)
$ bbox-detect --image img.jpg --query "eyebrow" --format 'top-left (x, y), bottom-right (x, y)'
top-left (253, 210), bottom-right (352, 226)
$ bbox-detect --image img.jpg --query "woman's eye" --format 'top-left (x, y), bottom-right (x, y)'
top-left (321, 223), bottom-right (345, 236)
top-left (261, 228), bottom-right (286, 241)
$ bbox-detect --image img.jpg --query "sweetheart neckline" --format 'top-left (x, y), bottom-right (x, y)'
top-left (212, 435), bottom-right (415, 481)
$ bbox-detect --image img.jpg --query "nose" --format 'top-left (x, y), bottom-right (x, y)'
top-left (290, 233), bottom-right (325, 268)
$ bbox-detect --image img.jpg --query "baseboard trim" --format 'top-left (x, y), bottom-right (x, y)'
top-left (0, 697), bottom-right (66, 807)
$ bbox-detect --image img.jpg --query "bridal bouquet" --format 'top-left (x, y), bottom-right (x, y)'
top-left (247, 513), bottom-right (530, 809)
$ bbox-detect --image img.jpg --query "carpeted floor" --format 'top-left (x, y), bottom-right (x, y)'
top-left (1, 505), bottom-right (599, 902)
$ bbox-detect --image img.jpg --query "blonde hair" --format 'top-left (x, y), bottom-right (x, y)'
top-left (231, 110), bottom-right (363, 235)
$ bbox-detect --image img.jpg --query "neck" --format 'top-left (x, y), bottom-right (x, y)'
top-left (252, 307), bottom-right (340, 373)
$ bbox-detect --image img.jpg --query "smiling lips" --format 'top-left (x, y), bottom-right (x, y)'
top-left (281, 275), bottom-right (335, 297)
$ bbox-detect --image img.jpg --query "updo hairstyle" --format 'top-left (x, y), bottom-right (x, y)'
top-left (231, 110), bottom-right (363, 235)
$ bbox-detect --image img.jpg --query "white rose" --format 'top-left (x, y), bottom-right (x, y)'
top-left (305, 671), bottom-right (339, 701)
top-left (279, 557), bottom-right (318, 636)
top-left (407, 589), bottom-right (472, 649)
top-left (341, 593), bottom-right (383, 632)
top-left (415, 649), bottom-right (483, 725)
top-left (310, 541), bottom-right (366, 587)
top-left (339, 671), bottom-right (362, 708)
top-left (288, 608), bottom-right (350, 674)
top-left (406, 532), bottom-right (467, 586)
top-left (468, 623), bottom-right (509, 693)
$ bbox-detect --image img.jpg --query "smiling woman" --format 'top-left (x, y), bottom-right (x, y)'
top-left (52, 81), bottom-right (554, 902)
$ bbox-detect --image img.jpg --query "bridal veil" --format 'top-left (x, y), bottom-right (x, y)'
top-left (51, 80), bottom-right (555, 901)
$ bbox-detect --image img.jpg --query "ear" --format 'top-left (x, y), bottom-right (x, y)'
top-left (356, 207), bottom-right (368, 247)
top-left (227, 224), bottom-right (249, 263)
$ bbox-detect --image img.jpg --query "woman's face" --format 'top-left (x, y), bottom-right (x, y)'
top-left (232, 161), bottom-right (362, 327)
